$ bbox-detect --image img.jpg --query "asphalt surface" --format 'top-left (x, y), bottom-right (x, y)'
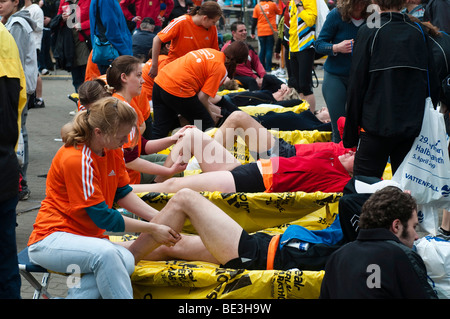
top-left (15, 67), bottom-right (327, 299)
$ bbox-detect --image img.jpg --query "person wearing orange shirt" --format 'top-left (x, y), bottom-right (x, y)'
top-left (148, 1), bottom-right (221, 78)
top-left (84, 51), bottom-right (101, 82)
top-left (138, 41), bottom-right (170, 140)
top-left (151, 41), bottom-right (249, 139)
top-left (106, 55), bottom-right (187, 184)
top-left (27, 97), bottom-right (181, 299)
top-left (251, 0), bottom-right (283, 71)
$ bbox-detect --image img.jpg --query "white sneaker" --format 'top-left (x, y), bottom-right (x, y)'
top-left (271, 68), bottom-right (287, 78)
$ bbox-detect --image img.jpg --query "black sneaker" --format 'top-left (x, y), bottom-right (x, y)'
top-left (34, 98), bottom-right (45, 108)
top-left (18, 189), bottom-right (31, 201)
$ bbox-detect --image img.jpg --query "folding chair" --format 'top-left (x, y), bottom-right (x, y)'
top-left (18, 247), bottom-right (53, 299)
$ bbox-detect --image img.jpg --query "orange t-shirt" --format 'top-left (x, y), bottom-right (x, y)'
top-left (28, 145), bottom-right (130, 245)
top-left (155, 48), bottom-right (227, 98)
top-left (157, 14), bottom-right (219, 65)
top-left (138, 55), bottom-right (169, 115)
top-left (253, 1), bottom-right (283, 36)
top-left (113, 93), bottom-right (143, 184)
top-left (84, 51), bottom-right (101, 82)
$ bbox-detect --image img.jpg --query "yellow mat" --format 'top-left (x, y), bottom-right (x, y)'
top-left (138, 191), bottom-right (340, 234)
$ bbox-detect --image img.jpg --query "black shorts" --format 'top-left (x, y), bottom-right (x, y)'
top-left (249, 138), bottom-right (296, 160)
top-left (273, 138), bottom-right (297, 158)
top-left (230, 163), bottom-right (266, 193)
top-left (222, 230), bottom-right (343, 271)
top-left (221, 230), bottom-right (272, 270)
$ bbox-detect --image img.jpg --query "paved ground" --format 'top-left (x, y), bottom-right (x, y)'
top-left (15, 66), bottom-right (327, 299)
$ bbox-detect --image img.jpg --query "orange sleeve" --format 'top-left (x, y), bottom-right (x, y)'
top-left (201, 61), bottom-right (227, 97)
top-left (259, 159), bottom-right (273, 192)
top-left (85, 51), bottom-right (101, 82)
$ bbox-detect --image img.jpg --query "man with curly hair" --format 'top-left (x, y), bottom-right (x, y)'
top-left (319, 186), bottom-right (438, 299)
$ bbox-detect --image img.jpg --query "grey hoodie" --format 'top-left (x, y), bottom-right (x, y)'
top-left (5, 9), bottom-right (38, 94)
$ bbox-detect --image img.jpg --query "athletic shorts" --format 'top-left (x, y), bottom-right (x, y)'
top-left (230, 163), bottom-right (266, 193)
top-left (221, 230), bottom-right (272, 270)
top-left (250, 138), bottom-right (296, 160)
top-left (272, 138), bottom-right (297, 158)
top-left (222, 230), bottom-right (342, 271)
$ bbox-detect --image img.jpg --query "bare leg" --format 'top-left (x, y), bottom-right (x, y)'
top-left (128, 189), bottom-right (243, 264)
top-left (36, 75), bottom-right (42, 98)
top-left (133, 170), bottom-right (237, 193)
top-left (214, 111), bottom-right (277, 155)
top-left (302, 93), bottom-right (316, 113)
top-left (154, 127), bottom-right (240, 182)
top-left (118, 234), bottom-right (219, 264)
top-left (441, 209), bottom-right (450, 232)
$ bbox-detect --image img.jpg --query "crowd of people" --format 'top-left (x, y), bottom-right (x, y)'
top-left (1, 0), bottom-right (450, 300)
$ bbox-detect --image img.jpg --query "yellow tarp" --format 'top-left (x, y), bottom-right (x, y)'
top-left (131, 260), bottom-right (324, 299)
top-left (238, 101), bottom-right (309, 117)
top-left (112, 206), bottom-right (335, 299)
top-left (138, 191), bottom-right (340, 234)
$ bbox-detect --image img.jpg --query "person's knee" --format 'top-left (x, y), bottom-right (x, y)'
top-left (172, 188), bottom-right (197, 203)
top-left (171, 188), bottom-right (201, 211)
top-left (227, 110), bottom-right (249, 127)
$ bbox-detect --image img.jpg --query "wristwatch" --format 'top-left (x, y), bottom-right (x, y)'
top-left (296, 1), bottom-right (303, 6)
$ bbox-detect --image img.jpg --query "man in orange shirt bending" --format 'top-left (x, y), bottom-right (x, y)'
top-left (150, 41), bottom-right (249, 139)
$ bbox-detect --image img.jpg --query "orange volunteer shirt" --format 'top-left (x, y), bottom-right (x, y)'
top-left (28, 145), bottom-right (130, 245)
top-left (253, 1), bottom-right (283, 36)
top-left (155, 48), bottom-right (227, 98)
top-left (157, 14), bottom-right (219, 65)
top-left (113, 93), bottom-right (143, 184)
top-left (85, 50), bottom-right (101, 82)
top-left (138, 55), bottom-right (169, 116)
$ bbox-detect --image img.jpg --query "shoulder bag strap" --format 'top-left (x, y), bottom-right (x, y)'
top-left (259, 3), bottom-right (276, 34)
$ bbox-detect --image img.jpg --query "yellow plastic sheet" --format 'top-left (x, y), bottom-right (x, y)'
top-left (112, 207), bottom-right (334, 299)
top-left (131, 260), bottom-right (324, 299)
top-left (238, 101), bottom-right (309, 117)
top-left (138, 191), bottom-right (340, 234)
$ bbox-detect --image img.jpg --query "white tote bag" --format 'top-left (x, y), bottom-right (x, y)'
top-left (392, 97), bottom-right (450, 234)
top-left (415, 236), bottom-right (450, 299)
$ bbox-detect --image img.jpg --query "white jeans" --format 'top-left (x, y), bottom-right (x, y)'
top-left (28, 232), bottom-right (135, 299)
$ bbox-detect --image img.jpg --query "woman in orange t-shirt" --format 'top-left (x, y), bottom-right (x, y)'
top-left (151, 41), bottom-right (249, 139)
top-left (148, 1), bottom-right (222, 78)
top-left (251, 0), bottom-right (283, 71)
top-left (137, 41), bottom-right (171, 140)
top-left (106, 55), bottom-right (188, 184)
top-left (27, 97), bottom-right (181, 299)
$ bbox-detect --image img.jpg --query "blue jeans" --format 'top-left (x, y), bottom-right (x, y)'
top-left (322, 70), bottom-right (349, 143)
top-left (28, 232), bottom-right (135, 299)
top-left (258, 35), bottom-right (274, 72)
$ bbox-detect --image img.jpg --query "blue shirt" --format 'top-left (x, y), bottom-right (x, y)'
top-left (90, 0), bottom-right (132, 56)
top-left (280, 215), bottom-right (343, 249)
top-left (314, 8), bottom-right (363, 77)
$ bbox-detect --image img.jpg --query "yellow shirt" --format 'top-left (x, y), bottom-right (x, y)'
top-left (288, 0), bottom-right (317, 52)
top-left (0, 22), bottom-right (27, 150)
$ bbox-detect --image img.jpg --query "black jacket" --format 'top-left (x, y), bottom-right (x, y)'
top-left (50, 14), bottom-right (75, 71)
top-left (319, 228), bottom-right (438, 299)
top-left (343, 12), bottom-right (440, 148)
